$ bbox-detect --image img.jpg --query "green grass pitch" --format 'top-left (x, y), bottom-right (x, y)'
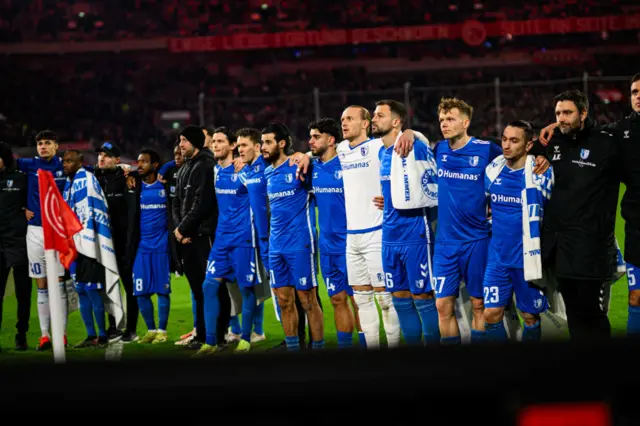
top-left (0, 187), bottom-right (631, 361)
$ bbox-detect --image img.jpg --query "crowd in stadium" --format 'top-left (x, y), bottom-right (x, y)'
top-left (1, 0), bottom-right (637, 42)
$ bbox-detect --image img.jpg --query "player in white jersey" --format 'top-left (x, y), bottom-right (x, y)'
top-left (295, 105), bottom-right (418, 349)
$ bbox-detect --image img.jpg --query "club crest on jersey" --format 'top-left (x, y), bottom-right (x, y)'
top-left (170, 185), bottom-right (175, 194)
top-left (246, 274), bottom-right (254, 283)
top-left (580, 149), bottom-right (590, 160)
top-left (6, 180), bottom-right (13, 188)
top-left (377, 273), bottom-right (383, 282)
top-left (299, 277), bottom-right (307, 287)
top-left (285, 173), bottom-right (293, 183)
top-left (421, 169), bottom-right (437, 200)
top-left (469, 156), bottom-right (479, 167)
top-left (339, 152), bottom-right (346, 160)
top-left (254, 165), bottom-right (261, 172)
top-left (231, 173), bottom-right (238, 182)
top-left (534, 298), bottom-right (543, 310)
top-left (159, 189), bottom-right (165, 197)
top-left (361, 146), bottom-right (369, 157)
top-left (56, 170), bottom-right (63, 177)
top-left (334, 170), bottom-right (343, 180)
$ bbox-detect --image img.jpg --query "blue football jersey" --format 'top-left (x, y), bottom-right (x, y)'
top-left (139, 180), bottom-right (168, 252)
top-left (17, 156), bottom-right (66, 227)
top-left (239, 155), bottom-right (269, 240)
top-left (311, 155), bottom-right (346, 255)
top-left (434, 138), bottom-right (502, 244)
top-left (486, 166), bottom-right (525, 268)
top-left (215, 163), bottom-right (252, 247)
top-left (265, 161), bottom-right (316, 254)
top-left (379, 142), bottom-right (433, 245)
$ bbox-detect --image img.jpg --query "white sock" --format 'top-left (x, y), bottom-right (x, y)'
top-left (37, 288), bottom-right (51, 337)
top-left (375, 292), bottom-right (401, 348)
top-left (59, 282), bottom-right (68, 333)
top-left (353, 290), bottom-right (380, 349)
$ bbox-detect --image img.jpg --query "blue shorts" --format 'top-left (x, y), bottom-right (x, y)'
top-left (132, 251), bottom-right (171, 296)
top-left (270, 250), bottom-right (317, 291)
top-left (382, 243), bottom-right (433, 295)
top-left (483, 262), bottom-right (548, 314)
top-left (627, 262), bottom-right (640, 291)
top-left (69, 262), bottom-right (102, 292)
top-left (433, 238), bottom-right (489, 299)
top-left (320, 253), bottom-right (352, 297)
top-left (206, 239), bottom-right (257, 288)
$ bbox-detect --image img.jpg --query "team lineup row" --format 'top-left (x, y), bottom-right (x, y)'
top-left (0, 74), bottom-right (638, 353)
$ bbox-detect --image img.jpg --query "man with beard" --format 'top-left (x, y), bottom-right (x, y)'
top-left (262, 123), bottom-right (324, 351)
top-left (173, 125), bottom-right (219, 349)
top-left (540, 90), bottom-right (621, 340)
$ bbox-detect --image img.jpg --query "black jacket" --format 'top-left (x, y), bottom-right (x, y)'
top-left (172, 149), bottom-right (218, 238)
top-left (124, 175), bottom-right (181, 275)
top-left (94, 167), bottom-right (129, 264)
top-left (541, 118), bottom-right (622, 281)
top-left (164, 163), bottom-right (181, 230)
top-left (0, 166), bottom-right (27, 267)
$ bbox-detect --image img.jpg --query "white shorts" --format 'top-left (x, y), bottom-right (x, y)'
top-left (27, 225), bottom-right (65, 279)
top-left (346, 229), bottom-right (385, 288)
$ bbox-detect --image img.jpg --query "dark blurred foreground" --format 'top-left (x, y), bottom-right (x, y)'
top-left (1, 338), bottom-right (639, 425)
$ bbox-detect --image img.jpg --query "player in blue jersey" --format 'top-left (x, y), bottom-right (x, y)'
top-left (371, 100), bottom-right (441, 345)
top-left (483, 121), bottom-right (552, 342)
top-left (16, 130), bottom-right (69, 350)
top-left (236, 127), bottom-right (271, 343)
top-left (432, 98), bottom-right (550, 344)
top-left (125, 148), bottom-right (172, 344)
top-left (193, 127), bottom-right (258, 356)
top-left (307, 118), bottom-right (359, 348)
top-left (262, 123), bottom-right (324, 351)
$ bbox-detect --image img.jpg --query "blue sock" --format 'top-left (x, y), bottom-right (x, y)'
top-left (414, 298), bottom-right (441, 344)
top-left (522, 320), bottom-right (542, 342)
top-left (391, 296), bottom-right (423, 345)
top-left (441, 335), bottom-right (461, 345)
top-left (157, 294), bottom-right (170, 331)
top-left (471, 329), bottom-right (486, 343)
top-left (285, 335), bottom-right (300, 351)
top-left (78, 290), bottom-right (96, 337)
top-left (312, 339), bottom-right (325, 349)
top-left (137, 295), bottom-right (156, 331)
top-left (87, 290), bottom-right (106, 337)
top-left (230, 315), bottom-right (241, 335)
top-left (485, 322), bottom-right (508, 342)
top-left (337, 331), bottom-right (353, 348)
top-left (241, 287), bottom-right (257, 342)
top-left (358, 331), bottom-right (367, 348)
top-left (628, 306), bottom-right (640, 337)
top-left (203, 278), bottom-right (220, 346)
top-left (253, 302), bottom-right (265, 335)
top-left (191, 291), bottom-right (197, 328)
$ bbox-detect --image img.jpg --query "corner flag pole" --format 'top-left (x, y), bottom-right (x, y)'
top-left (38, 169), bottom-right (83, 364)
top-left (45, 249), bottom-right (66, 363)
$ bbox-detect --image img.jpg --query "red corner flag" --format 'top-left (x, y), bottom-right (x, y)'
top-left (38, 169), bottom-right (83, 269)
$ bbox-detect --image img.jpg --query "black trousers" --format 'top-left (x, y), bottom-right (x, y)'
top-left (558, 278), bottom-right (611, 340)
top-left (181, 234), bottom-right (231, 343)
top-left (0, 256), bottom-right (32, 336)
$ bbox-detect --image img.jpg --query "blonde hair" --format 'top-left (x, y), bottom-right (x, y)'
top-left (438, 97), bottom-right (473, 120)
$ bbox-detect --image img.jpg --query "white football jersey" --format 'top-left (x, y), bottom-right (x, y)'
top-left (337, 138), bottom-right (385, 233)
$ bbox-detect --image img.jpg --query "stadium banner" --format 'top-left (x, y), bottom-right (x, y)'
top-left (168, 13), bottom-right (640, 52)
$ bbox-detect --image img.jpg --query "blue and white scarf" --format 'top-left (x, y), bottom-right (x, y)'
top-left (390, 131), bottom-right (438, 209)
top-left (64, 167), bottom-right (125, 328)
top-left (485, 155), bottom-right (554, 282)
